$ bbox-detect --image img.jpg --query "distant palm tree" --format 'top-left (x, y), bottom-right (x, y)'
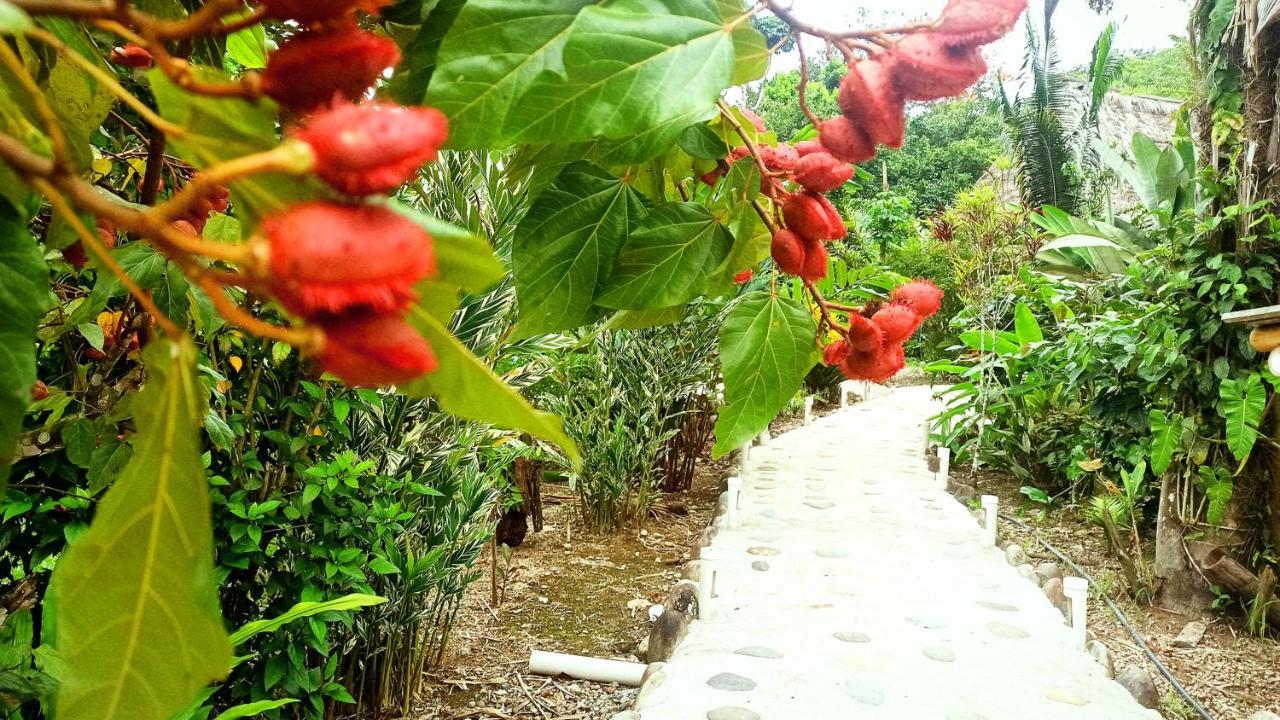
top-left (1000, 1), bottom-right (1122, 214)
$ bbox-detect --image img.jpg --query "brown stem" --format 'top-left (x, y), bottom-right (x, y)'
top-left (765, 1), bottom-right (938, 42)
top-left (139, 129), bottom-right (166, 205)
top-left (795, 42), bottom-right (822, 129)
top-left (188, 270), bottom-right (321, 352)
top-left (716, 99), bottom-right (782, 205)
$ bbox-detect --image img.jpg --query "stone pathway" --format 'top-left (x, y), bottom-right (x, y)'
top-left (632, 386), bottom-right (1161, 720)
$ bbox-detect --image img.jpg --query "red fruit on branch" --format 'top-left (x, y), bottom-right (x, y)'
top-left (758, 143), bottom-right (800, 173)
top-left (96, 218), bottom-right (117, 248)
top-left (264, 201), bottom-right (434, 316)
top-left (783, 192), bottom-right (845, 243)
top-left (792, 152), bottom-right (854, 193)
top-left (795, 140), bottom-right (825, 157)
top-left (823, 340), bottom-right (851, 366)
top-left (872, 304), bottom-right (922, 345)
top-left (838, 57), bottom-right (906, 149)
top-left (891, 279), bottom-right (945, 317)
top-left (263, 26), bottom-right (401, 112)
top-left (172, 219), bottom-right (199, 236)
top-left (263, 0), bottom-right (392, 23)
top-left (818, 117), bottom-right (876, 164)
top-left (892, 35), bottom-right (988, 102)
top-left (31, 381), bottom-right (48, 402)
top-left (771, 229), bottom-right (807, 276)
top-left (295, 102), bottom-right (449, 195)
top-left (842, 343), bottom-right (906, 383)
top-left (799, 240), bottom-right (829, 281)
top-left (733, 269), bottom-right (754, 284)
top-left (316, 311), bottom-right (437, 387)
top-left (847, 313), bottom-right (886, 352)
top-left (739, 107), bottom-right (768, 134)
top-left (109, 44), bottom-right (153, 69)
top-left (936, 0), bottom-right (1028, 46)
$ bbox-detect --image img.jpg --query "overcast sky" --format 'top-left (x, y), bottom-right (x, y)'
top-left (773, 0), bottom-right (1190, 81)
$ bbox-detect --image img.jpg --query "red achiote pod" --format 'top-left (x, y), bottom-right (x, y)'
top-left (263, 202), bottom-right (434, 315)
top-left (872, 303), bottom-right (923, 345)
top-left (792, 152), bottom-right (854, 193)
top-left (783, 192), bottom-right (845, 243)
top-left (263, 0), bottom-right (392, 23)
top-left (316, 311), bottom-right (437, 387)
top-left (739, 107), bottom-right (768, 133)
top-left (295, 102), bottom-right (449, 195)
top-left (96, 218), bottom-right (117, 249)
top-left (847, 313), bottom-right (886, 352)
top-left (935, 0), bottom-right (1029, 46)
top-left (263, 26), bottom-right (401, 113)
top-left (838, 57), bottom-right (906, 149)
top-left (823, 340), bottom-right (851, 366)
top-left (891, 279), bottom-right (945, 317)
top-left (818, 117), bottom-right (876, 164)
top-left (891, 34), bottom-right (988, 102)
top-left (63, 242), bottom-right (89, 270)
top-left (733, 269), bottom-right (754, 284)
top-left (771, 229), bottom-right (807, 276)
top-left (795, 140), bottom-right (825, 157)
top-left (758, 143), bottom-right (800, 173)
top-left (799, 240), bottom-right (829, 281)
top-left (109, 44), bottom-right (153, 69)
top-left (32, 381), bottom-right (49, 402)
top-left (842, 343), bottom-right (906, 383)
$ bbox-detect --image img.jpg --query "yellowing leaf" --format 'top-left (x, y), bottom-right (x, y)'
top-left (51, 338), bottom-right (232, 720)
top-left (228, 355), bottom-right (243, 373)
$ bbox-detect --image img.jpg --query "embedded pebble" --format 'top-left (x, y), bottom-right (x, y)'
top-left (706, 673), bottom-right (757, 692)
top-left (843, 676), bottom-right (885, 706)
top-left (815, 546), bottom-right (849, 559)
top-left (747, 547), bottom-right (779, 556)
top-left (751, 561), bottom-right (770, 571)
top-left (923, 645), bottom-right (957, 662)
top-left (987, 622), bottom-right (1030, 639)
top-left (834, 631), bottom-right (871, 643)
top-left (734, 646), bottom-right (783, 659)
top-left (804, 501), bottom-right (836, 510)
top-left (975, 600), bottom-right (1019, 613)
top-left (707, 709), bottom-right (760, 720)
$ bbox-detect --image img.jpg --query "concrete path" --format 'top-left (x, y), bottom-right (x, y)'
top-left (633, 386), bottom-right (1160, 720)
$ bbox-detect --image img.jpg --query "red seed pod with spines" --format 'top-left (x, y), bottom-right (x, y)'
top-left (783, 192), bottom-right (845, 243)
top-left (295, 102), bottom-right (449, 196)
top-left (263, 26), bottom-right (401, 113)
top-left (264, 202), bottom-right (434, 316)
top-left (842, 343), bottom-right (906, 383)
top-left (891, 34), bottom-right (988, 102)
top-left (823, 340), bottom-right (851, 367)
top-left (799, 241), bottom-right (829, 282)
top-left (935, 0), bottom-right (1028, 46)
top-left (891, 279), bottom-right (945, 318)
top-left (771, 229), bottom-right (807, 276)
top-left (847, 313), bottom-right (886, 353)
top-left (316, 311), bottom-right (437, 387)
top-left (872, 304), bottom-right (923, 345)
top-left (109, 44), bottom-right (153, 69)
top-left (792, 152), bottom-right (854, 193)
top-left (818, 116), bottom-right (876, 164)
top-left (838, 57), bottom-right (906, 148)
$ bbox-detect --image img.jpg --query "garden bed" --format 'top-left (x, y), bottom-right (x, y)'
top-left (955, 466), bottom-right (1280, 719)
top-left (409, 455), bottom-right (729, 719)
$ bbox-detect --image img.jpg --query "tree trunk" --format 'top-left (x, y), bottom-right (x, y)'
top-left (1154, 473), bottom-right (1213, 612)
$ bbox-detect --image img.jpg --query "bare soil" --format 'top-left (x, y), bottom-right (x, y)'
top-left (409, 456), bottom-right (728, 720)
top-left (955, 466), bottom-right (1280, 720)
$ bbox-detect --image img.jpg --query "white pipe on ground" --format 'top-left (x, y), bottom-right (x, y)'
top-left (1063, 576), bottom-right (1089, 649)
top-left (804, 397), bottom-right (814, 425)
top-left (758, 428), bottom-right (772, 446)
top-left (980, 495), bottom-right (998, 547)
top-left (725, 476), bottom-right (741, 528)
top-left (698, 546), bottom-right (720, 617)
top-left (922, 421), bottom-right (932, 454)
top-left (936, 447), bottom-right (951, 490)
top-left (739, 443), bottom-right (751, 475)
top-left (528, 651), bottom-right (646, 686)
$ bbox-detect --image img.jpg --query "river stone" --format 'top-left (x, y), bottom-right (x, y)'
top-left (1005, 543), bottom-right (1029, 566)
top-left (707, 672), bottom-right (757, 692)
top-left (975, 600), bottom-right (1019, 612)
top-left (1116, 665), bottom-right (1159, 709)
top-left (923, 645), bottom-right (957, 662)
top-left (747, 546), bottom-right (779, 556)
top-left (707, 709), bottom-right (761, 720)
top-left (986, 621), bottom-right (1029, 639)
top-left (843, 676), bottom-right (885, 706)
top-left (834, 631), bottom-right (871, 643)
top-left (751, 561), bottom-right (770, 572)
top-left (734, 646), bottom-right (783, 659)
top-left (1086, 640), bottom-right (1115, 678)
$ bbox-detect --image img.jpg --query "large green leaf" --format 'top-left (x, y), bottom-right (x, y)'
top-left (712, 293), bottom-right (818, 457)
top-left (0, 219), bottom-right (50, 487)
top-left (389, 202), bottom-right (505, 294)
top-left (425, 0), bottom-right (593, 149)
top-left (383, 0), bottom-right (469, 105)
top-left (229, 594), bottom-right (385, 646)
top-left (1219, 374), bottom-right (1266, 463)
top-left (512, 162), bottom-right (647, 335)
top-left (1147, 409), bottom-right (1183, 476)
top-left (597, 202), bottom-right (733, 309)
top-left (1195, 466), bottom-right (1234, 526)
top-left (213, 700), bottom-right (298, 720)
top-left (508, 0), bottom-right (736, 156)
top-left (1013, 303), bottom-right (1043, 345)
top-left (716, 0), bottom-right (767, 84)
top-left (51, 339), bottom-right (231, 720)
top-left (403, 285), bottom-right (580, 462)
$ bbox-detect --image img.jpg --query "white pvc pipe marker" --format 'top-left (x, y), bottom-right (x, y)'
top-left (980, 495), bottom-right (998, 547)
top-left (804, 396), bottom-right (814, 425)
top-left (739, 443), bottom-right (751, 474)
top-left (936, 447), bottom-right (951, 490)
top-left (1063, 576), bottom-right (1089, 649)
top-left (922, 421), bottom-right (932, 454)
top-left (698, 546), bottom-right (720, 617)
top-left (725, 476), bottom-right (741, 528)
top-left (839, 381), bottom-right (853, 408)
top-left (528, 651), bottom-right (646, 686)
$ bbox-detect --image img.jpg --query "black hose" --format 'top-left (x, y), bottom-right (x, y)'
top-left (998, 513), bottom-right (1216, 720)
